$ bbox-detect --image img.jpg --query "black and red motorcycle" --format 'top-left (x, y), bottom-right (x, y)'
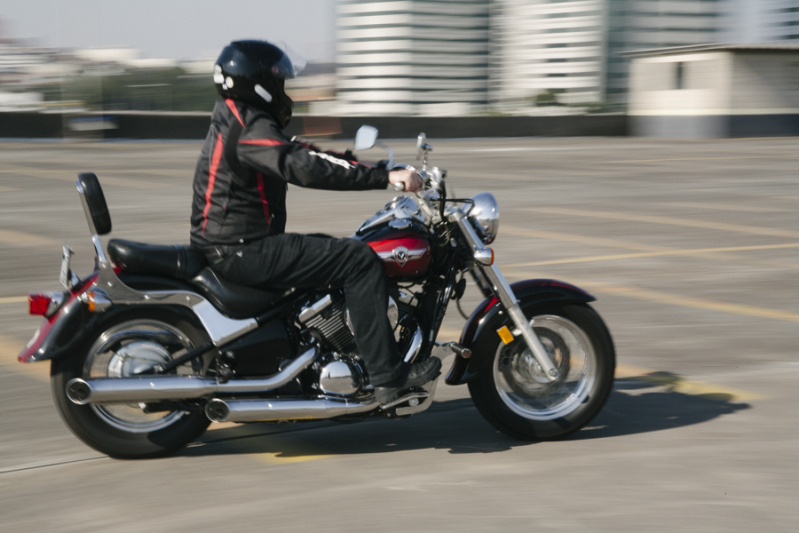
top-left (19, 129), bottom-right (615, 458)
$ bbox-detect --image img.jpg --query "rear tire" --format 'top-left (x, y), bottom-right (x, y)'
top-left (468, 303), bottom-right (615, 440)
top-left (51, 307), bottom-right (212, 458)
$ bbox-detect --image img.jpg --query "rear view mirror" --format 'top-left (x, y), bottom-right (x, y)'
top-left (354, 125), bottom-right (378, 151)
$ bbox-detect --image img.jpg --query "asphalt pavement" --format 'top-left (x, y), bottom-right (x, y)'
top-left (0, 135), bottom-right (797, 532)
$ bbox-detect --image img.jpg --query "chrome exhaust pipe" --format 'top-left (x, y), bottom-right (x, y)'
top-left (66, 347), bottom-right (318, 405)
top-left (205, 397), bottom-right (378, 423)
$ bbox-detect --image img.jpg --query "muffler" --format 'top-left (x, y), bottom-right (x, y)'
top-left (66, 347), bottom-right (317, 405)
top-left (205, 397), bottom-right (378, 423)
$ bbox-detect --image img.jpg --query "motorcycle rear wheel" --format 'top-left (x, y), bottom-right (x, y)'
top-left (50, 308), bottom-right (212, 458)
top-left (468, 303), bottom-right (615, 441)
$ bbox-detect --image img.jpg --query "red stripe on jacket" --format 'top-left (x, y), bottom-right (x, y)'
top-left (201, 132), bottom-right (225, 234)
top-left (225, 99), bottom-right (244, 127)
top-left (239, 139), bottom-right (285, 146)
top-left (255, 172), bottom-right (271, 231)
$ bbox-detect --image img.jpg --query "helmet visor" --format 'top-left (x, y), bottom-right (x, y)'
top-left (275, 42), bottom-right (307, 79)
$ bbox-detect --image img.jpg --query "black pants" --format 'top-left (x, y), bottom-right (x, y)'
top-left (210, 234), bottom-right (403, 386)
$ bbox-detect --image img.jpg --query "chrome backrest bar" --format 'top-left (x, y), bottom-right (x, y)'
top-left (76, 180), bottom-right (110, 265)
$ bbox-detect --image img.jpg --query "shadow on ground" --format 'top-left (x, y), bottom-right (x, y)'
top-left (179, 372), bottom-right (750, 459)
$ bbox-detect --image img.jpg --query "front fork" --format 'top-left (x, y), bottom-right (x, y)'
top-left (451, 212), bottom-right (560, 382)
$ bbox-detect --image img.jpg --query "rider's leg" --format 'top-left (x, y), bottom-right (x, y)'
top-left (209, 234), bottom-right (404, 386)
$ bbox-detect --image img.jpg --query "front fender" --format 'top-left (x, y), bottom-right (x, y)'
top-left (444, 279), bottom-right (595, 386)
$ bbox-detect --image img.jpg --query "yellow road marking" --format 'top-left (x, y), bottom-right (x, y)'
top-left (525, 207), bottom-right (799, 239)
top-left (504, 271), bottom-right (799, 324)
top-left (502, 226), bottom-right (668, 253)
top-left (605, 156), bottom-right (778, 164)
top-left (656, 201), bottom-right (786, 213)
top-left (0, 229), bottom-right (59, 248)
top-left (0, 333), bottom-right (50, 381)
top-left (0, 165), bottom-right (166, 189)
top-left (0, 296), bottom-right (28, 304)
top-left (615, 364), bottom-right (764, 401)
top-left (504, 242), bottom-right (799, 268)
top-left (501, 225), bottom-right (799, 271)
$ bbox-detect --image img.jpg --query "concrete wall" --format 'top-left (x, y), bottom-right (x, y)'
top-left (0, 112), bottom-right (628, 140)
top-left (629, 49), bottom-right (799, 138)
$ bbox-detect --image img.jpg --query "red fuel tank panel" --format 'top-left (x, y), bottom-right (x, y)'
top-left (367, 232), bottom-right (431, 279)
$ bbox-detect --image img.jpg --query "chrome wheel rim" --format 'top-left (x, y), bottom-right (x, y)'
top-left (493, 315), bottom-right (596, 421)
top-left (83, 319), bottom-right (197, 433)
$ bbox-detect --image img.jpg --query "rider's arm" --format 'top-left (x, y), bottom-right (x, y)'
top-left (237, 116), bottom-right (389, 191)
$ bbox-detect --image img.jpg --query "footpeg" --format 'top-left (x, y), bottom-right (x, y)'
top-left (381, 379), bottom-right (438, 417)
top-left (380, 390), bottom-right (430, 410)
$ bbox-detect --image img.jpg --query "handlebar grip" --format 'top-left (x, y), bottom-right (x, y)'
top-left (392, 182), bottom-right (406, 192)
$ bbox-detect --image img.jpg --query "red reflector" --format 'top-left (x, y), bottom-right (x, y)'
top-left (28, 294), bottom-right (52, 316)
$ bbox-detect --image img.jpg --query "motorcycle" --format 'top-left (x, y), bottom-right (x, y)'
top-left (18, 128), bottom-right (616, 458)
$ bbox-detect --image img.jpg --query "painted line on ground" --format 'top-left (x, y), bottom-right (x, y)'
top-left (501, 225), bottom-right (799, 271)
top-left (504, 271), bottom-right (799, 324)
top-left (604, 155), bottom-right (777, 164)
top-left (503, 242), bottom-right (799, 269)
top-left (524, 207), bottom-right (799, 240)
top-left (0, 165), bottom-right (166, 189)
top-left (615, 364), bottom-right (764, 401)
top-left (0, 333), bottom-right (50, 381)
top-left (502, 226), bottom-right (670, 253)
top-left (656, 201), bottom-right (788, 213)
top-left (0, 229), bottom-right (60, 248)
top-left (0, 296), bottom-right (28, 304)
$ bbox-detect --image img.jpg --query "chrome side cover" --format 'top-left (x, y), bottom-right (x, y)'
top-left (92, 258), bottom-right (257, 346)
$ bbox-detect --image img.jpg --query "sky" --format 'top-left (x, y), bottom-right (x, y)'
top-left (0, 0), bottom-right (338, 62)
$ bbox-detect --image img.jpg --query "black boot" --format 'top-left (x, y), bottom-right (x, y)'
top-left (374, 357), bottom-right (442, 405)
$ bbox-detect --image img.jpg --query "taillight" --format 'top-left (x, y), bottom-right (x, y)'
top-left (28, 292), bottom-right (65, 317)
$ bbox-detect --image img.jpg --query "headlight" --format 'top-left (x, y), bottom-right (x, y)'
top-left (468, 192), bottom-right (499, 244)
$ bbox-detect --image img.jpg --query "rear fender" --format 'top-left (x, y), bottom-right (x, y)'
top-left (18, 274), bottom-right (199, 364)
top-left (445, 279), bottom-right (595, 386)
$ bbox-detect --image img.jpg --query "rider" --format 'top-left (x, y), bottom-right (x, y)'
top-left (189, 40), bottom-right (441, 401)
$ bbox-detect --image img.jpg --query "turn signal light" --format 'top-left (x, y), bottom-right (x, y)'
top-left (474, 247), bottom-right (495, 266)
top-left (28, 294), bottom-right (52, 316)
top-left (84, 289), bottom-right (111, 313)
top-left (86, 291), bottom-right (97, 313)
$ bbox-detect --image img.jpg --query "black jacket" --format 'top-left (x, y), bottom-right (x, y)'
top-left (190, 99), bottom-right (389, 247)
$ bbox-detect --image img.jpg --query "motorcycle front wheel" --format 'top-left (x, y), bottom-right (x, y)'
top-left (468, 303), bottom-right (615, 440)
top-left (50, 308), bottom-right (212, 458)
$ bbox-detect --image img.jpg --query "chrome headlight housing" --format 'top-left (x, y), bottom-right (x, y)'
top-left (468, 192), bottom-right (499, 244)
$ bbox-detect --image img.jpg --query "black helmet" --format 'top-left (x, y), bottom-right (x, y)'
top-left (214, 40), bottom-right (306, 129)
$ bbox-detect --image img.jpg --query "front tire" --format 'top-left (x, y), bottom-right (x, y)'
top-left (468, 303), bottom-right (615, 440)
top-left (51, 308), bottom-right (212, 458)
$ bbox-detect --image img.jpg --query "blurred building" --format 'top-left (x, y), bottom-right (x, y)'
top-left (605, 0), bottom-right (724, 106)
top-left (334, 0), bottom-right (491, 115)
top-left (628, 43), bottom-right (799, 137)
top-left (493, 0), bottom-right (606, 108)
top-left (723, 0), bottom-right (799, 43)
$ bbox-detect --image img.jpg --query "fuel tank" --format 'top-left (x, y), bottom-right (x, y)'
top-left (355, 220), bottom-right (431, 280)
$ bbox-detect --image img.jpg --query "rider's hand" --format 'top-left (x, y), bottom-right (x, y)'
top-left (388, 169), bottom-right (422, 192)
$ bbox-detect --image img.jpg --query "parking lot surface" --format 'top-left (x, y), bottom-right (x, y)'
top-left (0, 136), bottom-right (797, 532)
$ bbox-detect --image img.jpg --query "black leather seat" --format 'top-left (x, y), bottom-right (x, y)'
top-left (190, 268), bottom-right (294, 319)
top-left (108, 239), bottom-right (293, 319)
top-left (108, 239), bottom-right (207, 280)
